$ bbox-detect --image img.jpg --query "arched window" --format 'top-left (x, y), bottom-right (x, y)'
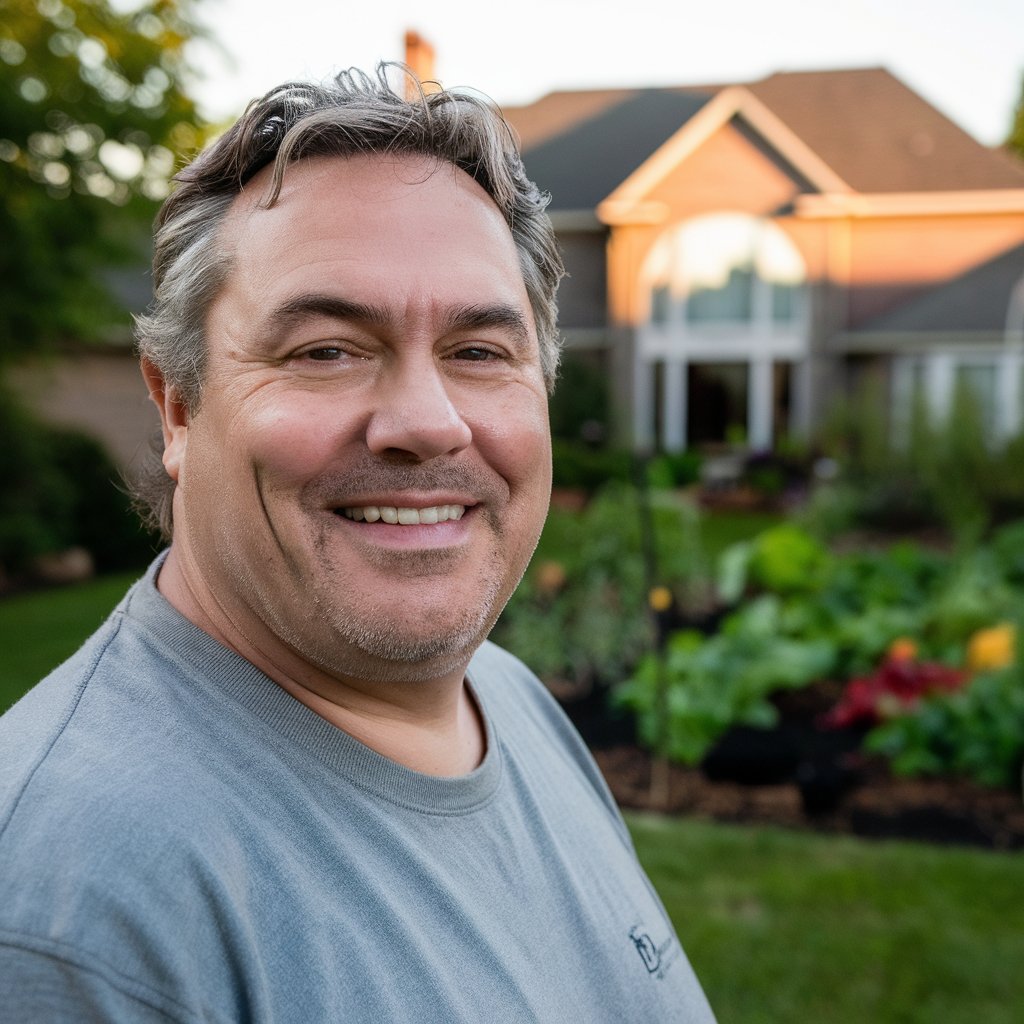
top-left (645, 213), bottom-right (805, 328)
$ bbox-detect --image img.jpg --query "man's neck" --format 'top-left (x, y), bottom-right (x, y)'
top-left (156, 546), bottom-right (486, 777)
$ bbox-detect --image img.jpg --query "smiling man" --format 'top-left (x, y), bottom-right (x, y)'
top-left (0, 69), bottom-right (715, 1022)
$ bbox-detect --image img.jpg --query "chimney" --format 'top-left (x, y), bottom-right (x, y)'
top-left (404, 30), bottom-right (438, 99)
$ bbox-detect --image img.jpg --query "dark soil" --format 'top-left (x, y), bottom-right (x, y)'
top-left (593, 745), bottom-right (1024, 851)
top-left (565, 682), bottom-right (1024, 851)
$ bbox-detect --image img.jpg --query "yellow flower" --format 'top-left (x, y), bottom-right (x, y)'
top-left (966, 623), bottom-right (1015, 671)
top-left (648, 586), bottom-right (673, 612)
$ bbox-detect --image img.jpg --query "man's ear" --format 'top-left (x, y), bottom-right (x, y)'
top-left (140, 358), bottom-right (189, 484)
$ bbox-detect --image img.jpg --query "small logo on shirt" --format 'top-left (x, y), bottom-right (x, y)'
top-left (629, 924), bottom-right (680, 980)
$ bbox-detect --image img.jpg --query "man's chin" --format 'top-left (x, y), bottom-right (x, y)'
top-left (307, 607), bottom-right (497, 685)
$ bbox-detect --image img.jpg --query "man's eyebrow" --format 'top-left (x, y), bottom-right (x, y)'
top-left (266, 294), bottom-right (389, 332)
top-left (265, 295), bottom-right (532, 347)
top-left (442, 304), bottom-right (531, 347)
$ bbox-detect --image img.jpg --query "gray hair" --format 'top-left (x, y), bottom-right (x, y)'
top-left (133, 65), bottom-right (564, 538)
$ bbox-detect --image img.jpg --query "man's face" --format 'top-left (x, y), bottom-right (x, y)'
top-left (162, 154), bottom-right (551, 684)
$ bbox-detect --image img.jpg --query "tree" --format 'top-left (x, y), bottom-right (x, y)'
top-left (0, 0), bottom-right (206, 360)
top-left (1009, 71), bottom-right (1024, 159)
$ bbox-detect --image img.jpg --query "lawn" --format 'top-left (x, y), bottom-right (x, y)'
top-left (629, 812), bottom-right (1024, 1023)
top-left (0, 571), bottom-right (141, 712)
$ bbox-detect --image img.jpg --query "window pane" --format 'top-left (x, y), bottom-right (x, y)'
top-left (651, 284), bottom-right (672, 325)
top-left (687, 264), bottom-right (753, 323)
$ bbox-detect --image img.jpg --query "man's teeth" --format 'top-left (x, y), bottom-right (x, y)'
top-left (341, 505), bottom-right (466, 524)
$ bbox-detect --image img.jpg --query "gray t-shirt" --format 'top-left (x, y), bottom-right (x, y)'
top-left (0, 560), bottom-right (715, 1022)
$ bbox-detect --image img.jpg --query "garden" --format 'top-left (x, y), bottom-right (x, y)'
top-left (490, 386), bottom-right (1024, 851)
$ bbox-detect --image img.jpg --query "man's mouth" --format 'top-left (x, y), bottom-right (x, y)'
top-left (338, 504), bottom-right (467, 525)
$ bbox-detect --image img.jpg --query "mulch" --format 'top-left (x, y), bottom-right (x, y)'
top-left (593, 745), bottom-right (1024, 851)
top-left (565, 680), bottom-right (1024, 852)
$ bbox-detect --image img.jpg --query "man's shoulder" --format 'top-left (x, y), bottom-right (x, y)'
top-left (0, 595), bottom-right (244, 887)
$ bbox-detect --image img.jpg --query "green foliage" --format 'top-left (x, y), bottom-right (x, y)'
top-left (550, 440), bottom-right (633, 490)
top-left (867, 665), bottom-right (1024, 789)
top-left (616, 513), bottom-right (1024, 780)
top-left (550, 443), bottom-right (701, 493)
top-left (645, 449), bottom-right (702, 489)
top-left (492, 482), bottom-right (707, 689)
top-left (811, 378), bottom-right (1024, 540)
top-left (747, 522), bottom-right (830, 594)
top-left (616, 595), bottom-right (836, 763)
top-left (0, 384), bottom-right (158, 572)
top-left (0, 0), bottom-right (206, 357)
top-left (1008, 70), bottom-right (1024, 158)
top-left (548, 351), bottom-right (610, 441)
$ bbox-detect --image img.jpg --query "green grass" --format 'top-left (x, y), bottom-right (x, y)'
top-left (0, 571), bottom-right (141, 712)
top-left (629, 812), bottom-right (1024, 1023)
top-left (698, 509), bottom-right (784, 562)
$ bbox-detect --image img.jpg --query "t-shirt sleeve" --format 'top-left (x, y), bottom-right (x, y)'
top-left (0, 936), bottom-right (199, 1024)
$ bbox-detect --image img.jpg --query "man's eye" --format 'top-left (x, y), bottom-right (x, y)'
top-left (306, 346), bottom-right (344, 361)
top-left (455, 347), bottom-right (498, 361)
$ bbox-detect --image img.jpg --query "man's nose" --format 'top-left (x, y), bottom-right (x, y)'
top-left (365, 362), bottom-right (472, 461)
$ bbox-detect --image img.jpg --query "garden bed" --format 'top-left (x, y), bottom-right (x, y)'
top-left (569, 675), bottom-right (1024, 851)
top-left (594, 744), bottom-right (1024, 851)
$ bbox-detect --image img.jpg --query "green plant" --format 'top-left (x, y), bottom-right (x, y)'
top-left (814, 378), bottom-right (1024, 542)
top-left (550, 440), bottom-right (633, 491)
top-left (493, 481), bottom-right (708, 690)
top-left (616, 595), bottom-right (836, 764)
top-left (866, 665), bottom-right (1024, 789)
top-left (0, 386), bottom-right (157, 573)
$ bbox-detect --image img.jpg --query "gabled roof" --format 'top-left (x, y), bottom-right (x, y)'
top-left (744, 68), bottom-right (1024, 193)
top-left (503, 67), bottom-right (1024, 208)
top-left (856, 241), bottom-right (1024, 334)
top-left (517, 89), bottom-right (711, 210)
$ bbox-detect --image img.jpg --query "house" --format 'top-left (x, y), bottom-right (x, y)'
top-left (16, 64), bottom-right (1024, 470)
top-left (501, 68), bottom-right (1024, 451)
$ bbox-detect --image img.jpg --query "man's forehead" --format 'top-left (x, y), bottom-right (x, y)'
top-left (209, 149), bottom-right (537, 340)
top-left (224, 152), bottom-right (505, 237)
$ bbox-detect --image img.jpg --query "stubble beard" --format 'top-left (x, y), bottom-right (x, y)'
top-left (265, 457), bottom-right (540, 685)
top-left (307, 548), bottom-right (511, 683)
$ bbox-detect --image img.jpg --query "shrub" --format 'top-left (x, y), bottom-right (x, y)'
top-left (616, 595), bottom-right (836, 764)
top-left (493, 481), bottom-right (707, 691)
top-left (0, 387), bottom-right (158, 575)
top-left (866, 665), bottom-right (1024, 789)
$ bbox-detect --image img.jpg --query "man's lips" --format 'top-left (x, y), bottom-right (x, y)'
top-left (337, 503), bottom-right (467, 525)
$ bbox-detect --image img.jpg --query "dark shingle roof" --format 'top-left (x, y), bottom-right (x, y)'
top-left (503, 68), bottom-right (1024, 204)
top-left (745, 68), bottom-right (1024, 193)
top-left (518, 89), bottom-right (712, 210)
top-left (857, 242), bottom-right (1024, 334)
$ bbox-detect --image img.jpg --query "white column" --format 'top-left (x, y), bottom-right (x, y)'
top-left (662, 357), bottom-right (688, 452)
top-left (999, 350), bottom-right (1023, 440)
top-left (789, 358), bottom-right (811, 439)
top-left (925, 353), bottom-right (955, 425)
top-left (748, 357), bottom-right (773, 450)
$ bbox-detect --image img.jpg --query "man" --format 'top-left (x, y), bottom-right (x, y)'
top-left (0, 68), bottom-right (715, 1022)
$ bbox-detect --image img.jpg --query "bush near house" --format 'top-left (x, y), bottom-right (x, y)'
top-left (0, 388), bottom-right (158, 581)
top-left (812, 382), bottom-right (1024, 539)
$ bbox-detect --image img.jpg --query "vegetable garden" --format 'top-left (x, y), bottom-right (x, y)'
top-left (492, 481), bottom-right (1024, 847)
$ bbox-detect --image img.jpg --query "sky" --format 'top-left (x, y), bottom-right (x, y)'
top-left (185, 0), bottom-right (1023, 146)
